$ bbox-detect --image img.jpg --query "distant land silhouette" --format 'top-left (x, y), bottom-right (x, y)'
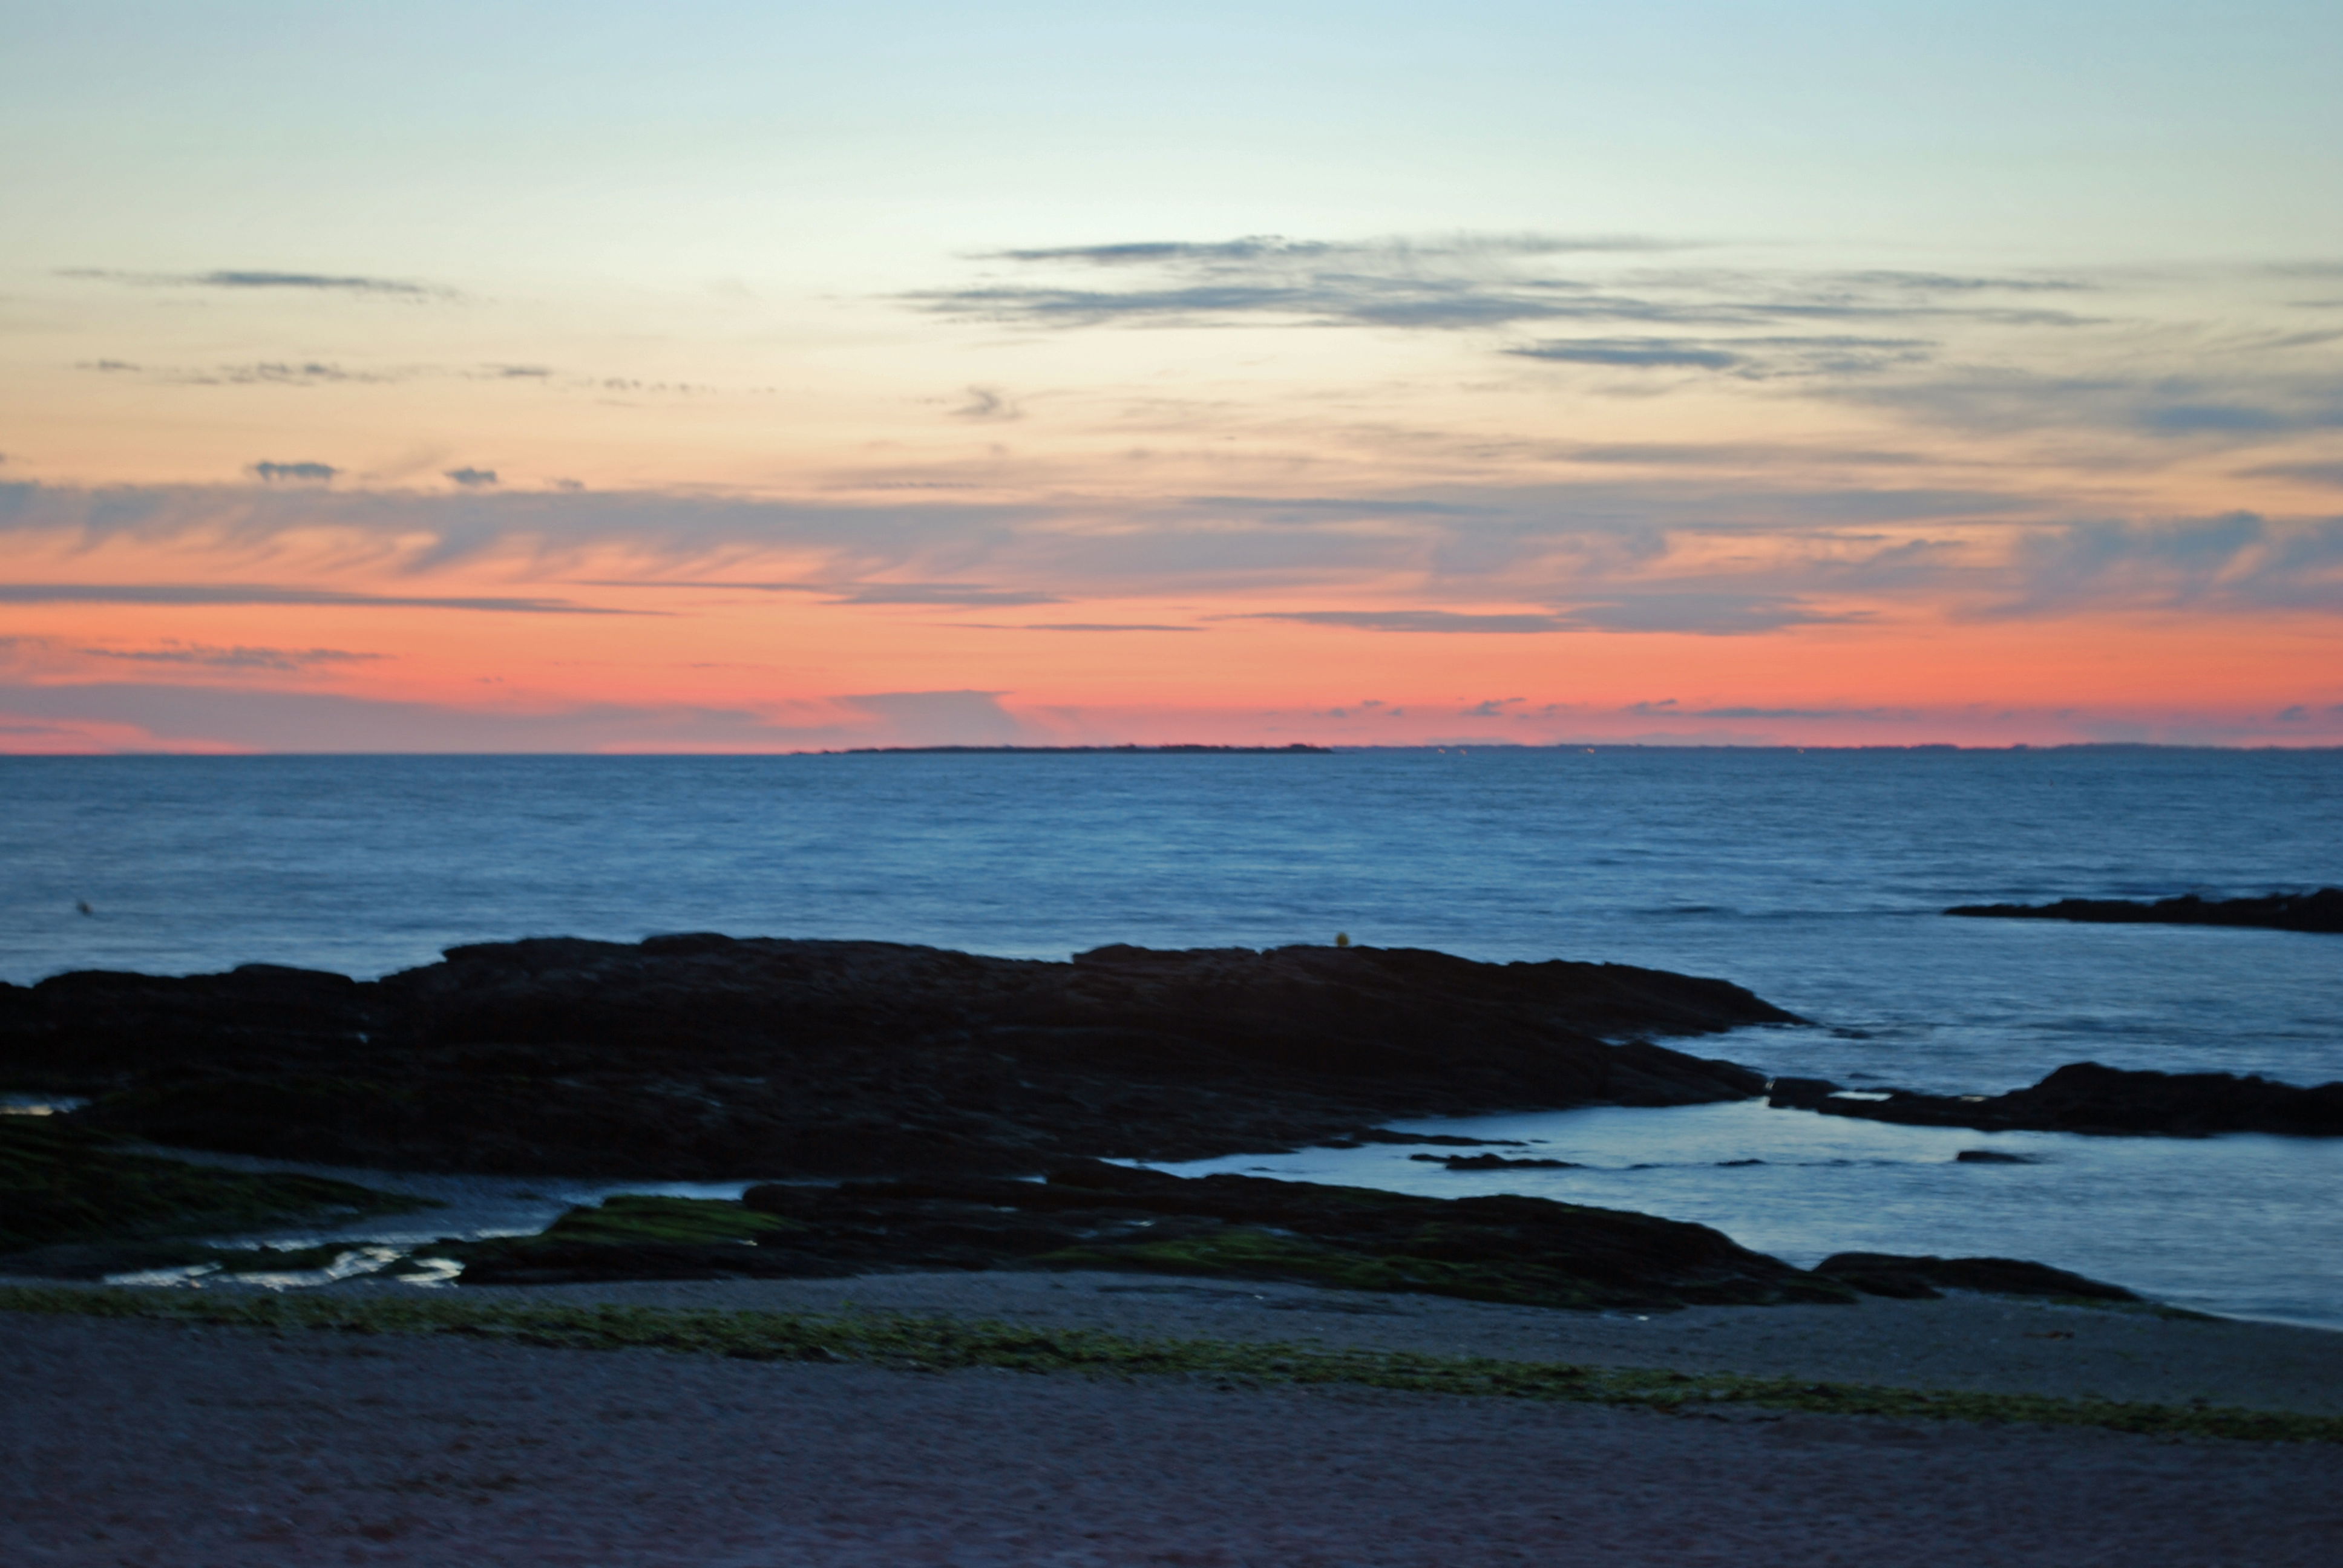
top-left (1946, 888), bottom-right (2343, 935)
top-left (836, 743), bottom-right (1331, 754)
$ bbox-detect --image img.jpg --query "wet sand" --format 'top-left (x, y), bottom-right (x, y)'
top-left (4, 1273), bottom-right (2341, 1566)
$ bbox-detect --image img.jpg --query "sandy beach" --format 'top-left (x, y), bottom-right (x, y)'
top-left (5, 1272), bottom-right (2339, 1566)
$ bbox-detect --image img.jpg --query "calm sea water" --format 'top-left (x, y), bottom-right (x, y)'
top-left (3, 749), bottom-right (2338, 1324)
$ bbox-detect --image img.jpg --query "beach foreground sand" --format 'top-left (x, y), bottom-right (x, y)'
top-left (459, 1269), bottom-right (2343, 1415)
top-left (5, 1275), bottom-right (2339, 1566)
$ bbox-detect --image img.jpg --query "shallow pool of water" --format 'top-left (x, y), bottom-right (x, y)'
top-left (103, 1148), bottom-right (762, 1290)
top-left (1144, 1101), bottom-right (2343, 1330)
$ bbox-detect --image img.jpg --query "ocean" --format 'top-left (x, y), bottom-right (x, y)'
top-left (4, 748), bottom-right (2338, 1325)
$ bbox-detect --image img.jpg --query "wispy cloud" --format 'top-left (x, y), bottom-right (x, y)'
top-left (2241, 460), bottom-right (2343, 488)
top-left (1558, 443), bottom-right (1927, 468)
top-left (1686, 705), bottom-right (1908, 720)
top-left (445, 468), bottom-right (500, 488)
top-left (57, 267), bottom-right (436, 296)
top-left (6, 482), bottom-right (2338, 633)
top-left (963, 622), bottom-right (1200, 632)
top-left (1237, 609), bottom-right (1577, 633)
top-left (0, 583), bottom-right (635, 615)
top-left (1844, 369), bottom-right (2343, 443)
top-left (249, 460), bottom-right (338, 483)
top-left (1509, 334), bottom-right (1934, 379)
top-left (908, 235), bottom-right (2094, 337)
top-left (77, 641), bottom-right (385, 671)
top-left (829, 583), bottom-right (1060, 606)
top-left (1185, 495), bottom-right (1490, 518)
top-left (1551, 593), bottom-right (1866, 635)
top-left (191, 362), bottom-right (393, 387)
top-left (950, 385), bottom-right (1022, 422)
top-left (580, 578), bottom-right (1064, 607)
top-left (1982, 511), bottom-right (2343, 617)
top-left (982, 234), bottom-right (1689, 267)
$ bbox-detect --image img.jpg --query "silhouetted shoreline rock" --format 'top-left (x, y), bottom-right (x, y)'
top-left (1813, 1252), bottom-right (2139, 1302)
top-left (1780, 1062), bottom-right (2343, 1138)
top-left (1407, 1152), bottom-right (1585, 1170)
top-left (0, 1116), bottom-right (433, 1258)
top-left (1946, 888), bottom-right (2343, 934)
top-left (448, 1160), bottom-right (1861, 1309)
top-left (0, 937), bottom-right (1789, 1178)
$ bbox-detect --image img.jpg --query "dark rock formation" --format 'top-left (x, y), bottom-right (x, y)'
top-left (1946, 888), bottom-right (2343, 935)
top-left (1953, 1149), bottom-right (2037, 1164)
top-left (1766, 1076), bottom-right (1840, 1109)
top-left (1790, 1062), bottom-right (2343, 1138)
top-left (1407, 1152), bottom-right (1584, 1169)
top-left (1814, 1252), bottom-right (2138, 1302)
top-left (0, 936), bottom-right (1789, 1178)
top-left (453, 1161), bottom-right (1859, 1310)
top-left (843, 743), bottom-right (1332, 754)
top-left (0, 1116), bottom-right (431, 1255)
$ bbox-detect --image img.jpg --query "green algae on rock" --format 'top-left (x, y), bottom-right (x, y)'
top-left (0, 1116), bottom-right (437, 1259)
top-left (2, 1285), bottom-right (2334, 1446)
top-left (442, 1195), bottom-right (809, 1285)
top-left (446, 1162), bottom-right (1860, 1309)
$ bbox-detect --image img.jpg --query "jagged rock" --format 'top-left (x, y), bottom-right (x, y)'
top-left (1793, 1062), bottom-right (2343, 1138)
top-left (0, 1116), bottom-right (431, 1255)
top-left (1407, 1152), bottom-right (1584, 1169)
top-left (1815, 1252), bottom-right (2139, 1302)
top-left (1766, 1076), bottom-right (1840, 1109)
top-left (445, 1194), bottom-right (831, 1285)
top-left (1946, 888), bottom-right (2343, 935)
top-left (453, 1162), bottom-right (1856, 1309)
top-left (1, 936), bottom-right (1788, 1178)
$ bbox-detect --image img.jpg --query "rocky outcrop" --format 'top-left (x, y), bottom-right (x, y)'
top-left (1784, 1062), bottom-right (2343, 1138)
top-left (1814, 1252), bottom-right (2138, 1302)
top-left (0, 1116), bottom-right (431, 1255)
top-left (1407, 1152), bottom-right (1584, 1170)
top-left (452, 1161), bottom-right (1859, 1310)
top-left (1946, 888), bottom-right (2343, 934)
top-left (0, 936), bottom-right (1788, 1178)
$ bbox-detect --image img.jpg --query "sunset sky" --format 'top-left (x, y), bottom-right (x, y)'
top-left (5, 1), bottom-right (2340, 751)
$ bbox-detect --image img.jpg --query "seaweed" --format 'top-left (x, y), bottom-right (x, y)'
top-left (1, 1285), bottom-right (2332, 1446)
top-left (0, 1117), bottom-right (436, 1255)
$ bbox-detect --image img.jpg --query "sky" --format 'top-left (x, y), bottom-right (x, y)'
top-left (4, 1), bottom-right (2340, 751)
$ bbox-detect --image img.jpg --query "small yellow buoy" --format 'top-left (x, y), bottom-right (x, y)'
top-left (1334, 932), bottom-right (1351, 947)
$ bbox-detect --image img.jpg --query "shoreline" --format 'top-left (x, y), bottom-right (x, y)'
top-left (10, 1266), bottom-right (2340, 1563)
top-left (8, 1300), bottom-right (2339, 1568)
top-left (11, 1265), bottom-right (2342, 1419)
top-left (27, 1128), bottom-right (2342, 1333)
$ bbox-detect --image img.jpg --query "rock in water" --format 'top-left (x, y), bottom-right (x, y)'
top-left (0, 937), bottom-right (1790, 1178)
top-left (1765, 1076), bottom-right (1840, 1109)
top-left (1407, 1152), bottom-right (1585, 1169)
top-left (1786, 1062), bottom-right (2343, 1138)
top-left (1814, 1252), bottom-right (2139, 1302)
top-left (1945, 888), bottom-right (2343, 934)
